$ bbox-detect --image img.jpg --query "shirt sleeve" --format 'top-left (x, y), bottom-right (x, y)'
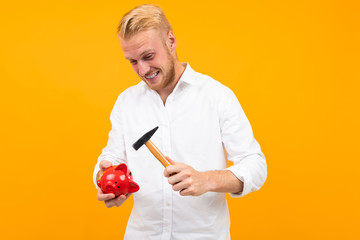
top-left (218, 88), bottom-right (267, 197)
top-left (92, 96), bottom-right (127, 188)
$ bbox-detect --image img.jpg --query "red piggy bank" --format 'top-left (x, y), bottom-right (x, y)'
top-left (97, 163), bottom-right (139, 197)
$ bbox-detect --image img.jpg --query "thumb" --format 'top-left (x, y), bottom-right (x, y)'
top-left (100, 160), bottom-right (112, 170)
top-left (165, 156), bottom-right (176, 165)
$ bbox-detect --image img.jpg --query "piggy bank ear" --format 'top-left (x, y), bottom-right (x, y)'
top-left (115, 163), bottom-right (128, 173)
top-left (128, 180), bottom-right (140, 193)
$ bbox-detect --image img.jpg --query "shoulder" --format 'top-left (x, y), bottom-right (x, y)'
top-left (190, 69), bottom-right (241, 115)
top-left (192, 70), bottom-right (233, 98)
top-left (109, 82), bottom-right (146, 117)
top-left (114, 81), bottom-right (146, 104)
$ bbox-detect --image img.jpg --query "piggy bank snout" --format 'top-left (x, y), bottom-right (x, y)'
top-left (105, 182), bottom-right (117, 193)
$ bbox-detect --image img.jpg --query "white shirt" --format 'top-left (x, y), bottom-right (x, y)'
top-left (93, 64), bottom-right (267, 240)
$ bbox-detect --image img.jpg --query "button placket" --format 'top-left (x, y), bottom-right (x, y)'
top-left (161, 95), bottom-right (173, 240)
top-left (161, 179), bottom-right (173, 240)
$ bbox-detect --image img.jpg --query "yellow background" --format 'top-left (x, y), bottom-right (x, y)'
top-left (1, 0), bottom-right (359, 239)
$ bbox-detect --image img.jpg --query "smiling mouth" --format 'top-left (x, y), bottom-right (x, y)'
top-left (145, 71), bottom-right (160, 80)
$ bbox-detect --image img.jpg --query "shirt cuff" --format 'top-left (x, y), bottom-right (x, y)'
top-left (226, 165), bottom-right (252, 197)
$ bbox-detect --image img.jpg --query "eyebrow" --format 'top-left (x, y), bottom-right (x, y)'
top-left (125, 49), bottom-right (155, 60)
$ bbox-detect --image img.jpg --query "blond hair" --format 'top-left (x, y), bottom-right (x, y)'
top-left (117, 4), bottom-right (172, 40)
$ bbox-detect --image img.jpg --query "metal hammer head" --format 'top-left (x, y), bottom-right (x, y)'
top-left (132, 126), bottom-right (159, 151)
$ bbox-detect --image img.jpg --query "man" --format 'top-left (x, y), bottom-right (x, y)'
top-left (93, 4), bottom-right (267, 240)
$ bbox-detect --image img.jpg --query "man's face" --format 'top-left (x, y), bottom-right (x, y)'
top-left (120, 29), bottom-right (175, 91)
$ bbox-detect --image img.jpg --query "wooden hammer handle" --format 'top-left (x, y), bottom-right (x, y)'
top-left (145, 140), bottom-right (171, 167)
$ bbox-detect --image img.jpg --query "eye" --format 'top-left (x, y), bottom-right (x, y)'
top-left (130, 60), bottom-right (137, 65)
top-left (144, 53), bottom-right (154, 60)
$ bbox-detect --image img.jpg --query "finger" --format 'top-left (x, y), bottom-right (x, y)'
top-left (114, 197), bottom-right (125, 207)
top-left (104, 194), bottom-right (127, 208)
top-left (164, 167), bottom-right (174, 177)
top-left (98, 192), bottom-right (116, 201)
top-left (168, 172), bottom-right (185, 185)
top-left (100, 160), bottom-right (112, 170)
top-left (113, 193), bottom-right (132, 207)
top-left (172, 179), bottom-right (191, 192)
top-left (105, 198), bottom-right (116, 208)
top-left (97, 188), bottom-right (115, 201)
top-left (164, 164), bottom-right (184, 177)
top-left (179, 186), bottom-right (195, 196)
top-left (165, 156), bottom-right (176, 165)
top-left (114, 194), bottom-right (127, 207)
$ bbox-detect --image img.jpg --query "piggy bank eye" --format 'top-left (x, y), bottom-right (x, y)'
top-left (129, 172), bottom-right (132, 176)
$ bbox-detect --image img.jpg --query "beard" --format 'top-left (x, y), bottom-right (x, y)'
top-left (159, 51), bottom-right (175, 90)
top-left (142, 49), bottom-right (175, 91)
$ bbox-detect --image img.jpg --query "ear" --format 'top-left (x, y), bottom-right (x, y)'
top-left (115, 163), bottom-right (128, 173)
top-left (166, 31), bottom-right (177, 52)
top-left (128, 180), bottom-right (140, 193)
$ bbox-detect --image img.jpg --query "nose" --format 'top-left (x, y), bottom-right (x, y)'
top-left (137, 61), bottom-right (150, 77)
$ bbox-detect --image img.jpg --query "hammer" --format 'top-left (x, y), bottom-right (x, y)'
top-left (132, 126), bottom-right (171, 167)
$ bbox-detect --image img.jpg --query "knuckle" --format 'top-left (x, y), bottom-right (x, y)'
top-left (115, 198), bottom-right (123, 207)
top-left (104, 198), bottom-right (114, 208)
top-left (183, 179), bottom-right (191, 188)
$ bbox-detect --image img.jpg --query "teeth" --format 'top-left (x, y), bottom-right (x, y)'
top-left (146, 71), bottom-right (159, 79)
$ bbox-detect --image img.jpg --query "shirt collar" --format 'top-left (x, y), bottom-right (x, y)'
top-left (178, 63), bottom-right (196, 85)
top-left (140, 62), bottom-right (197, 93)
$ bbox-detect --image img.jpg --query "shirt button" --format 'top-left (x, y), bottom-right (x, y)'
top-left (166, 202), bottom-right (170, 206)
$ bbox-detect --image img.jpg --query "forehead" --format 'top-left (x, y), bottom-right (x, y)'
top-left (120, 29), bottom-right (165, 59)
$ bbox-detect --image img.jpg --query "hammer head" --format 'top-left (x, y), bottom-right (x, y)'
top-left (132, 126), bottom-right (159, 151)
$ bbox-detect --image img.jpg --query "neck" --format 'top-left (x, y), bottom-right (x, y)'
top-left (157, 61), bottom-right (185, 105)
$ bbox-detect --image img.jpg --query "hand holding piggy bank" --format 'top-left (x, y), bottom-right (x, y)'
top-left (97, 163), bottom-right (139, 197)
